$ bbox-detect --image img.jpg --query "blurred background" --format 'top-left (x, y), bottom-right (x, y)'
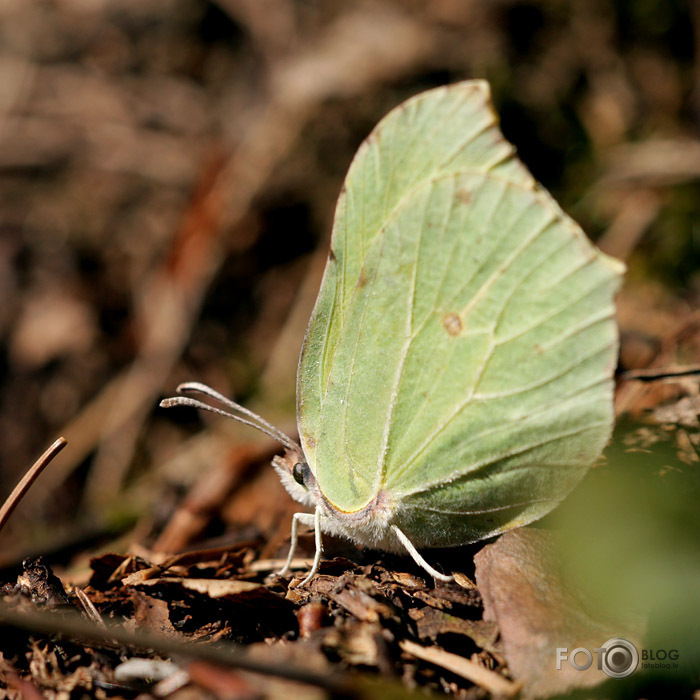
top-left (0, 0), bottom-right (699, 583)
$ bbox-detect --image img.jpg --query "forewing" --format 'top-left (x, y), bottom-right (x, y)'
top-left (298, 82), bottom-right (533, 477)
top-left (298, 81), bottom-right (623, 519)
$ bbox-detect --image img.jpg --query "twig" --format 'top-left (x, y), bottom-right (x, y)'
top-left (0, 605), bottom-right (350, 695)
top-left (400, 639), bottom-right (521, 697)
top-left (616, 311), bottom-right (700, 414)
top-left (0, 437), bottom-right (67, 535)
top-left (620, 366), bottom-right (700, 382)
top-left (73, 587), bottom-right (106, 628)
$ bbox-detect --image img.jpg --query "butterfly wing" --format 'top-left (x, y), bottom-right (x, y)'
top-left (298, 81), bottom-right (622, 534)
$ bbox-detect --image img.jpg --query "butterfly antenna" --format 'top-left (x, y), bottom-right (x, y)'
top-left (160, 382), bottom-right (300, 452)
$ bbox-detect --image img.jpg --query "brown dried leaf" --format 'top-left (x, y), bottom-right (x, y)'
top-left (322, 622), bottom-right (393, 671)
top-left (452, 571), bottom-right (477, 590)
top-left (129, 589), bottom-right (179, 637)
top-left (410, 583), bottom-right (480, 612)
top-left (131, 577), bottom-right (263, 599)
top-left (87, 553), bottom-right (129, 589)
top-left (309, 575), bottom-right (395, 623)
top-left (474, 528), bottom-right (641, 698)
top-left (296, 602), bottom-right (329, 639)
top-left (408, 607), bottom-right (499, 653)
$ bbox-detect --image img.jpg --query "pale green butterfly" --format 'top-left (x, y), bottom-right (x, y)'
top-left (162, 81), bottom-right (624, 585)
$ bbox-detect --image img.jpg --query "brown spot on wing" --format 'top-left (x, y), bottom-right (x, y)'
top-left (457, 188), bottom-right (472, 205)
top-left (443, 312), bottom-right (462, 336)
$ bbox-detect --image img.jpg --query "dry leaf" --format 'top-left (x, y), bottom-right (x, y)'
top-left (475, 528), bottom-right (642, 698)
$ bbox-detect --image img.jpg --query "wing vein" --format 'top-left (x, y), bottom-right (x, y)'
top-left (436, 111), bottom-right (494, 169)
top-left (400, 418), bottom-right (610, 497)
top-left (489, 231), bottom-right (575, 337)
top-left (390, 211), bottom-right (559, 476)
top-left (393, 362), bottom-right (611, 486)
top-left (453, 206), bottom-right (557, 317)
top-left (337, 232), bottom-right (388, 492)
top-left (376, 186), bottom-right (436, 490)
top-left (414, 497), bottom-right (558, 516)
top-left (472, 340), bottom-right (614, 400)
top-left (380, 89), bottom-right (452, 222)
top-left (495, 275), bottom-right (617, 346)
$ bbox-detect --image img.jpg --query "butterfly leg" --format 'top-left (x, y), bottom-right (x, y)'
top-left (391, 525), bottom-right (453, 583)
top-left (299, 507), bottom-right (323, 587)
top-left (277, 508), bottom-right (323, 586)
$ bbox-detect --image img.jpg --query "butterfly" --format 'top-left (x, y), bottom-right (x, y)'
top-left (162, 81), bottom-right (624, 585)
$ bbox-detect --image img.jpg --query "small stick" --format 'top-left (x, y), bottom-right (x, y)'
top-left (0, 437), bottom-right (67, 534)
top-left (73, 587), bottom-right (106, 629)
top-left (620, 366), bottom-right (700, 382)
top-left (400, 640), bottom-right (521, 697)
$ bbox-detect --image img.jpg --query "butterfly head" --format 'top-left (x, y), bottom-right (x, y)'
top-left (160, 383), bottom-right (318, 508)
top-left (272, 447), bottom-right (318, 508)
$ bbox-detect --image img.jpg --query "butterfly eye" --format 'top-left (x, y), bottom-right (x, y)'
top-left (292, 462), bottom-right (308, 487)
